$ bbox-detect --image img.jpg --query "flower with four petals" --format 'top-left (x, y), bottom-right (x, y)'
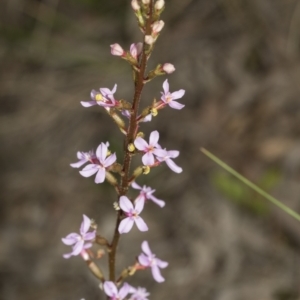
top-left (103, 281), bottom-right (131, 300)
top-left (160, 79), bottom-right (185, 110)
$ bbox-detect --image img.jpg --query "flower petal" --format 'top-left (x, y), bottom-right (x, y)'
top-left (84, 231), bottom-right (96, 241)
top-left (96, 143), bottom-right (107, 162)
top-left (80, 215), bottom-right (91, 235)
top-left (162, 79), bottom-right (169, 94)
top-left (118, 218), bottom-right (134, 234)
top-left (167, 150), bottom-right (179, 158)
top-left (142, 152), bottom-right (155, 166)
top-left (156, 258), bottom-right (169, 268)
top-left (165, 158), bottom-right (182, 173)
top-left (79, 164), bottom-right (98, 177)
top-left (134, 197), bottom-right (145, 213)
top-left (119, 196), bottom-right (133, 212)
top-left (72, 240), bottom-right (84, 256)
top-left (141, 241), bottom-right (152, 256)
top-left (149, 195), bottom-right (165, 207)
top-left (119, 283), bottom-right (130, 299)
top-left (95, 168), bottom-right (105, 184)
top-left (63, 252), bottom-right (73, 259)
top-left (62, 233), bottom-right (80, 245)
top-left (168, 101), bottom-right (185, 110)
top-left (134, 137), bottom-right (148, 151)
top-left (151, 265), bottom-right (165, 283)
top-left (135, 216), bottom-right (148, 232)
top-left (103, 281), bottom-right (118, 297)
top-left (70, 159), bottom-right (86, 168)
top-left (171, 89), bottom-right (185, 100)
top-left (131, 181), bottom-right (141, 190)
top-left (103, 153), bottom-right (116, 167)
top-left (81, 101), bottom-right (97, 107)
top-left (138, 253), bottom-right (150, 266)
top-left (149, 130), bottom-right (159, 146)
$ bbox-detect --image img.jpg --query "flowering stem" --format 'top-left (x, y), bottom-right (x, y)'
top-left (108, 0), bottom-right (155, 282)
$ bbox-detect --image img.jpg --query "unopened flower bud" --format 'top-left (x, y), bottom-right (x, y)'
top-left (131, 0), bottom-right (140, 11)
top-left (110, 43), bottom-right (125, 56)
top-left (152, 20), bottom-right (164, 34)
top-left (155, 0), bottom-right (165, 10)
top-left (142, 0), bottom-right (150, 4)
top-left (142, 166), bottom-right (150, 174)
top-left (145, 35), bottom-right (154, 45)
top-left (151, 108), bottom-right (158, 116)
top-left (128, 143), bottom-right (135, 152)
top-left (162, 63), bottom-right (175, 74)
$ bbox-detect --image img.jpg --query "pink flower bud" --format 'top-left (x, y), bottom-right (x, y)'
top-left (142, 0), bottom-right (150, 4)
top-left (145, 35), bottom-right (154, 45)
top-left (131, 0), bottom-right (140, 11)
top-left (162, 63), bottom-right (175, 74)
top-left (130, 43), bottom-right (143, 59)
top-left (136, 42), bottom-right (143, 56)
top-left (152, 20), bottom-right (164, 34)
top-left (110, 44), bottom-right (124, 56)
top-left (155, 0), bottom-right (165, 10)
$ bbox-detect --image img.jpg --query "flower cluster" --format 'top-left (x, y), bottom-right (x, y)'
top-left (62, 0), bottom-right (184, 299)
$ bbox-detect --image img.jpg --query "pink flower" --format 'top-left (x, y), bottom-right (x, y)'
top-left (81, 84), bottom-right (118, 108)
top-left (79, 142), bottom-right (116, 184)
top-left (118, 196), bottom-right (148, 234)
top-left (134, 130), bottom-right (161, 166)
top-left (155, 149), bottom-right (182, 173)
top-left (110, 43), bottom-right (125, 56)
top-left (161, 79), bottom-right (185, 110)
top-left (132, 181), bottom-right (165, 207)
top-left (70, 151), bottom-right (96, 168)
top-left (138, 241), bottom-right (168, 283)
top-left (103, 281), bottom-right (131, 300)
top-left (162, 63), bottom-right (175, 74)
top-left (152, 20), bottom-right (164, 35)
top-left (129, 287), bottom-right (150, 300)
top-left (130, 43), bottom-right (143, 59)
top-left (62, 215), bottom-right (96, 259)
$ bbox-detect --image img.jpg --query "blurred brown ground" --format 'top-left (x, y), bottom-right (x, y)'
top-left (1, 0), bottom-right (300, 299)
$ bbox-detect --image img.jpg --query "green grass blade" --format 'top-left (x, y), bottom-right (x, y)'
top-left (201, 147), bottom-right (300, 222)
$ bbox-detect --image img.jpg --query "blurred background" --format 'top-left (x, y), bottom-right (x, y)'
top-left (1, 0), bottom-right (300, 299)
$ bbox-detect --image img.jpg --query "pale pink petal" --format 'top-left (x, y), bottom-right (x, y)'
top-left (72, 240), bottom-right (84, 256)
top-left (103, 153), bottom-right (116, 167)
top-left (162, 79), bottom-right (169, 94)
top-left (63, 252), bottom-right (73, 259)
top-left (104, 281), bottom-right (118, 297)
top-left (135, 217), bottom-right (148, 232)
top-left (138, 253), bottom-right (150, 266)
top-left (171, 89), bottom-right (185, 100)
top-left (62, 233), bottom-right (80, 245)
top-left (151, 265), bottom-right (165, 282)
top-left (83, 242), bottom-right (93, 249)
top-left (149, 195), bottom-right (165, 207)
top-left (81, 101), bottom-right (97, 107)
top-left (135, 197), bottom-right (145, 213)
top-left (134, 137), bottom-right (149, 151)
top-left (141, 241), bottom-right (152, 256)
top-left (83, 231), bottom-right (96, 241)
top-left (157, 259), bottom-right (168, 268)
top-left (111, 84), bottom-right (117, 94)
top-left (149, 130), bottom-right (159, 146)
top-left (80, 215), bottom-right (91, 234)
top-left (119, 218), bottom-right (134, 234)
top-left (79, 164), bottom-right (98, 177)
top-left (131, 181), bottom-right (141, 190)
top-left (168, 101), bottom-right (185, 110)
top-left (166, 158), bottom-right (182, 173)
top-left (142, 152), bottom-right (155, 166)
top-left (143, 114), bottom-right (152, 122)
top-left (119, 196), bottom-right (133, 212)
top-left (70, 159), bottom-right (86, 168)
top-left (167, 150), bottom-right (179, 158)
top-left (119, 283), bottom-right (130, 299)
top-left (95, 168), bottom-right (105, 183)
top-left (153, 148), bottom-right (167, 157)
top-left (96, 143), bottom-right (107, 162)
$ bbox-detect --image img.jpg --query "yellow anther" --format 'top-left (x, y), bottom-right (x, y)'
top-left (137, 132), bottom-right (144, 138)
top-left (151, 108), bottom-right (158, 116)
top-left (106, 150), bottom-right (111, 156)
top-left (95, 94), bottom-right (103, 101)
top-left (142, 166), bottom-right (150, 174)
top-left (128, 143), bottom-right (135, 152)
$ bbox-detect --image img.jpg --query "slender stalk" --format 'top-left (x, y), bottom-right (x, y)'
top-left (108, 1), bottom-right (155, 282)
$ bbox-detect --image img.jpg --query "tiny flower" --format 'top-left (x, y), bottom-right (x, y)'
top-left (161, 79), bottom-right (185, 110)
top-left (131, 0), bottom-right (140, 11)
top-left (62, 215), bottom-right (96, 259)
top-left (130, 43), bottom-right (143, 59)
top-left (70, 151), bottom-right (96, 168)
top-left (104, 281), bottom-right (131, 300)
top-left (145, 35), bottom-right (154, 45)
top-left (152, 20), bottom-right (164, 34)
top-left (110, 43), bottom-right (125, 56)
top-left (132, 181), bottom-right (165, 207)
top-left (155, 149), bottom-right (182, 173)
top-left (118, 196), bottom-right (148, 234)
top-left (81, 84), bottom-right (118, 108)
top-left (79, 142), bottom-right (116, 184)
top-left (155, 0), bottom-right (165, 10)
top-left (138, 241), bottom-right (168, 283)
top-left (134, 130), bottom-right (161, 166)
top-left (162, 63), bottom-right (175, 74)
top-left (129, 287), bottom-right (150, 300)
